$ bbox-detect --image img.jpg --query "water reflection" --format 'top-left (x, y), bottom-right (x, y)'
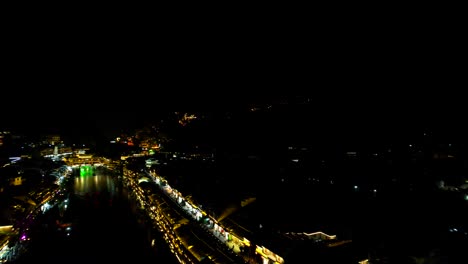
top-left (74, 168), bottom-right (116, 197)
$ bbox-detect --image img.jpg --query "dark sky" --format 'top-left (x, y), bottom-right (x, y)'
top-left (1, 15), bottom-right (465, 141)
top-left (0, 90), bottom-right (268, 138)
top-left (1, 72), bottom-right (465, 142)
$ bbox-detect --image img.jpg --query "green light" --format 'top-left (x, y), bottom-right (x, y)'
top-left (80, 165), bottom-right (94, 177)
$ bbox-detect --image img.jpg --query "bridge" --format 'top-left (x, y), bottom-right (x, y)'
top-left (62, 154), bottom-right (109, 167)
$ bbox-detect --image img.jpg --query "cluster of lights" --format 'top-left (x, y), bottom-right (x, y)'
top-left (1, 163), bottom-right (73, 263)
top-left (123, 167), bottom-right (286, 264)
top-left (123, 169), bottom-right (196, 263)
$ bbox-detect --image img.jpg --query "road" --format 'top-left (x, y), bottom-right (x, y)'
top-left (12, 167), bottom-right (179, 264)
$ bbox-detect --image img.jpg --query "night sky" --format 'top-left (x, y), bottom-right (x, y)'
top-left (1, 72), bottom-right (465, 141)
top-left (1, 15), bottom-right (465, 142)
